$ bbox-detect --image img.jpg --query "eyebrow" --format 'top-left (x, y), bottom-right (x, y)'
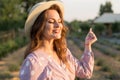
top-left (48, 18), bottom-right (61, 21)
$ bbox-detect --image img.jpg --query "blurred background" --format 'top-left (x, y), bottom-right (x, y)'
top-left (0, 0), bottom-right (120, 80)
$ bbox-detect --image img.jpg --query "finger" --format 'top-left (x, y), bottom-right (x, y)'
top-left (89, 28), bottom-right (92, 32)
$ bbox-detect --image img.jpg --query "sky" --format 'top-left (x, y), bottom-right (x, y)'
top-left (61, 0), bottom-right (120, 22)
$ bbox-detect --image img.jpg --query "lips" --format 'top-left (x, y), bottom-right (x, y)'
top-left (53, 30), bottom-right (61, 34)
top-left (52, 29), bottom-right (62, 38)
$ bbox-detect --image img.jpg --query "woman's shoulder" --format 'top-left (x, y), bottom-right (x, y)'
top-left (26, 49), bottom-right (48, 65)
top-left (28, 48), bottom-right (47, 58)
top-left (66, 48), bottom-right (72, 55)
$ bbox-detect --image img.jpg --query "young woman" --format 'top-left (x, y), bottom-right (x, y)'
top-left (19, 1), bottom-right (97, 80)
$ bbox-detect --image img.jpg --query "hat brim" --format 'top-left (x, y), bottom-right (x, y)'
top-left (25, 1), bottom-right (64, 37)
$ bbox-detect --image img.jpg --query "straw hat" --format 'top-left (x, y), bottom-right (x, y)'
top-left (24, 1), bottom-right (64, 37)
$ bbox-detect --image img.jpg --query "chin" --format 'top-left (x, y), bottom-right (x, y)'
top-left (54, 35), bottom-right (61, 39)
top-left (51, 33), bottom-right (61, 39)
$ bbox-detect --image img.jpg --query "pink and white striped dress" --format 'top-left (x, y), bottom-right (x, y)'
top-left (19, 48), bottom-right (94, 80)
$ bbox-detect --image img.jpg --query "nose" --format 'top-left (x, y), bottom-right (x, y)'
top-left (54, 22), bottom-right (59, 28)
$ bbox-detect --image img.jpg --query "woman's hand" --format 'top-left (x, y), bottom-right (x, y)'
top-left (85, 28), bottom-right (97, 47)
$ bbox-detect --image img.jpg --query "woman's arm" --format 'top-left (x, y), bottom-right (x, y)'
top-left (68, 28), bottom-right (97, 79)
top-left (67, 49), bottom-right (94, 79)
top-left (19, 53), bottom-right (47, 80)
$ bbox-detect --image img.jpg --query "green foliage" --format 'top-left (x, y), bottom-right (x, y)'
top-left (15, 36), bottom-right (27, 47)
top-left (101, 64), bottom-right (111, 72)
top-left (96, 59), bottom-right (104, 66)
top-left (99, 1), bottom-right (113, 16)
top-left (79, 22), bottom-right (90, 32)
top-left (68, 20), bottom-right (82, 38)
top-left (93, 23), bottom-right (105, 35)
top-left (21, 0), bottom-right (43, 13)
top-left (112, 22), bottom-right (120, 33)
top-left (0, 72), bottom-right (13, 79)
top-left (109, 72), bottom-right (120, 79)
top-left (8, 64), bottom-right (19, 71)
top-left (0, 0), bottom-right (26, 31)
top-left (70, 20), bottom-right (81, 33)
top-left (0, 40), bottom-right (17, 58)
top-left (0, 0), bottom-right (48, 31)
top-left (0, 36), bottom-right (28, 59)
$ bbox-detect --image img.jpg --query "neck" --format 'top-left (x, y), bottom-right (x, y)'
top-left (41, 39), bottom-right (55, 54)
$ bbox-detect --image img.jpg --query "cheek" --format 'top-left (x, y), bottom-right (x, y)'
top-left (44, 24), bottom-right (53, 34)
top-left (60, 24), bottom-right (63, 29)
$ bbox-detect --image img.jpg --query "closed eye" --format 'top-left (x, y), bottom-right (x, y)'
top-left (48, 19), bottom-right (54, 23)
top-left (58, 20), bottom-right (62, 23)
top-left (47, 19), bottom-right (62, 24)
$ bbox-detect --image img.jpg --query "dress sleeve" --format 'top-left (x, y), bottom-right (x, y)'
top-left (19, 54), bottom-right (47, 80)
top-left (67, 49), bottom-right (94, 79)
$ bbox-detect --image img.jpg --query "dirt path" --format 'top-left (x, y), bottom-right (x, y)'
top-left (0, 46), bottom-right (26, 80)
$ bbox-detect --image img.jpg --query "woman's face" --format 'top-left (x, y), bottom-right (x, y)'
top-left (43, 9), bottom-right (63, 40)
